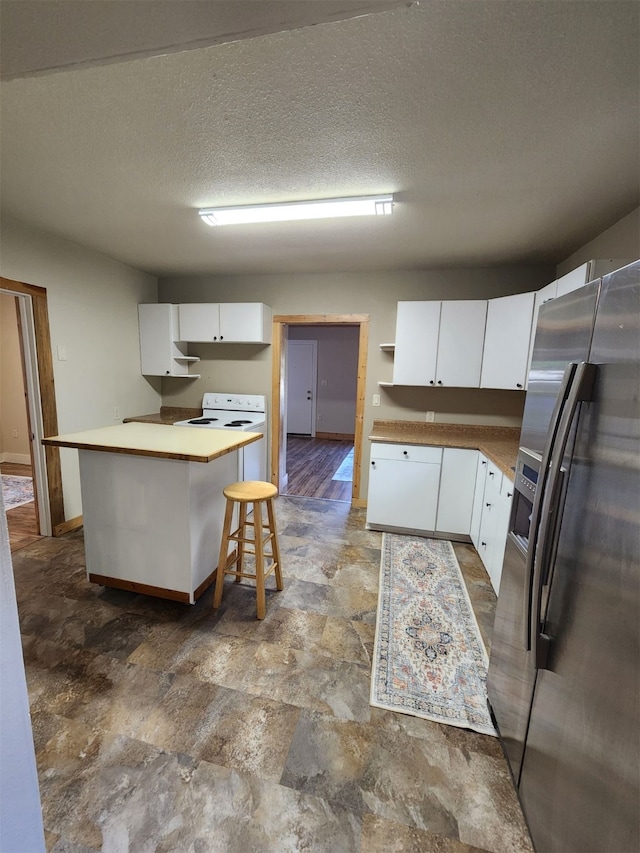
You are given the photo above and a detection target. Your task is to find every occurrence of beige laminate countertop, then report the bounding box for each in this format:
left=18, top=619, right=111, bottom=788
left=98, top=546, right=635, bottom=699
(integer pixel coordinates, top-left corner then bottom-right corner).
left=43, top=422, right=261, bottom=464
left=369, top=420, right=520, bottom=478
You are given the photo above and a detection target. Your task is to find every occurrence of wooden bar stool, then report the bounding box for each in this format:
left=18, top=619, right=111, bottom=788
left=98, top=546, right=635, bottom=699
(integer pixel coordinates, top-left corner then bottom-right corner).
left=213, top=480, right=283, bottom=619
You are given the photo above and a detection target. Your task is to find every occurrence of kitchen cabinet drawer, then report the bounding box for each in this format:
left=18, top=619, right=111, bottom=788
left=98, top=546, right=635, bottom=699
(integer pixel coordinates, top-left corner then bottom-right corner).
left=485, top=460, right=504, bottom=494
left=370, top=443, right=442, bottom=464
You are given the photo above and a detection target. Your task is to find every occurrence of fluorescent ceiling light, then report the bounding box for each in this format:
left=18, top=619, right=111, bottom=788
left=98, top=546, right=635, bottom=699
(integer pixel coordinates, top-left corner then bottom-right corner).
left=198, top=194, right=393, bottom=226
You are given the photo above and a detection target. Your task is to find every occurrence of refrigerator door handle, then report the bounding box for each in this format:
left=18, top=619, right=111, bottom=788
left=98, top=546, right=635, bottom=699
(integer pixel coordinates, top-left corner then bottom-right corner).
left=530, top=361, right=597, bottom=670
left=523, top=362, right=577, bottom=649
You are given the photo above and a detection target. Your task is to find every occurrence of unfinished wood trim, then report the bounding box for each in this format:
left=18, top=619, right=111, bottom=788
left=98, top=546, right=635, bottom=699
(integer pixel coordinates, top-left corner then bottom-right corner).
left=351, top=497, right=367, bottom=508
left=274, top=313, right=369, bottom=324
left=1, top=276, right=63, bottom=529
left=271, top=313, right=369, bottom=502
left=270, top=319, right=286, bottom=485
left=352, top=319, right=369, bottom=502
left=88, top=574, right=193, bottom=603
left=14, top=296, right=40, bottom=532
left=315, top=431, right=355, bottom=441
left=53, top=515, right=83, bottom=537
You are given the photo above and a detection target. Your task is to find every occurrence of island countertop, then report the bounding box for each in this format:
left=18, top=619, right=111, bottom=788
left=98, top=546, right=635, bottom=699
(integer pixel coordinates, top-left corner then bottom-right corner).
left=369, top=420, right=520, bottom=478
left=42, top=422, right=262, bottom=464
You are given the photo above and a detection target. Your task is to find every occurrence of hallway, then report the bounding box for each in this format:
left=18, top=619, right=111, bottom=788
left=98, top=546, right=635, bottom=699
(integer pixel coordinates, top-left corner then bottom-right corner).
left=283, top=437, right=354, bottom=502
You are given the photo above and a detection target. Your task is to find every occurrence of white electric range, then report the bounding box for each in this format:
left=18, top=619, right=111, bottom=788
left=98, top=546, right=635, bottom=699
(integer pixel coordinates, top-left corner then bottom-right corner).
left=174, top=393, right=267, bottom=481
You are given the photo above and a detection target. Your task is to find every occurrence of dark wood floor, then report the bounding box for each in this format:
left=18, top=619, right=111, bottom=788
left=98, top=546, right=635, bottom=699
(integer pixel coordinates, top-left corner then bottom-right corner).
left=1, top=461, right=42, bottom=553
left=283, top=436, right=354, bottom=502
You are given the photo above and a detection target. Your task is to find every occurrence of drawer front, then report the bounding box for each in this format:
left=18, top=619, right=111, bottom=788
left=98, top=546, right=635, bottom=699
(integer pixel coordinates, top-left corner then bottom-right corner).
left=370, top=443, right=443, bottom=464
left=485, top=460, right=504, bottom=493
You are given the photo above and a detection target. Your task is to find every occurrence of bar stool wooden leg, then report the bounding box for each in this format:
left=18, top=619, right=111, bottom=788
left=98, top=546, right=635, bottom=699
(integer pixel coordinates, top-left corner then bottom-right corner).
left=235, top=502, right=247, bottom=582
left=267, top=498, right=284, bottom=591
left=254, top=499, right=267, bottom=619
left=213, top=497, right=234, bottom=610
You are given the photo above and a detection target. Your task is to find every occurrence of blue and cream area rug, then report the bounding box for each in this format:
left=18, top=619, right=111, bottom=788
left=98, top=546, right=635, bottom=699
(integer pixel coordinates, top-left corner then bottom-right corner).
left=370, top=533, right=496, bottom=736
left=332, top=447, right=354, bottom=481
left=1, top=474, right=34, bottom=510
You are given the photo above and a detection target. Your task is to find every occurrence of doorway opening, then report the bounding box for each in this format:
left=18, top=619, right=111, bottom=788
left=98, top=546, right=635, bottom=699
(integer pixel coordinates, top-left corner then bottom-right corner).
left=1, top=276, right=64, bottom=542
left=271, top=314, right=369, bottom=505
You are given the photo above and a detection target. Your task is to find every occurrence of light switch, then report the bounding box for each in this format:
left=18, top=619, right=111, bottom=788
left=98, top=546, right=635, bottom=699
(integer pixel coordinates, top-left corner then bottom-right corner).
left=57, top=345, right=67, bottom=361
left=372, top=394, right=381, bottom=407
left=320, top=379, right=328, bottom=386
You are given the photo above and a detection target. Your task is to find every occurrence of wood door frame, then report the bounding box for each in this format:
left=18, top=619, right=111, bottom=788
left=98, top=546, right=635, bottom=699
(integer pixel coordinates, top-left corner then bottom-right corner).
left=271, top=314, right=369, bottom=506
left=1, top=276, right=65, bottom=532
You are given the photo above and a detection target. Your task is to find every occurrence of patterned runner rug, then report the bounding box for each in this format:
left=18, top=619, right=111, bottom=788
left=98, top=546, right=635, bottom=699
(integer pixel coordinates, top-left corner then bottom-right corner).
left=370, top=533, right=496, bottom=736
left=2, top=474, right=34, bottom=510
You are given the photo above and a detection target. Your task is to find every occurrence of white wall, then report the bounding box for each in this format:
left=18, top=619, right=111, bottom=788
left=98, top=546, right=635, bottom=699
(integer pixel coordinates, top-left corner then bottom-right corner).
left=289, top=325, right=359, bottom=435
left=0, top=294, right=30, bottom=463
left=0, top=217, right=160, bottom=517
left=0, top=492, right=46, bottom=851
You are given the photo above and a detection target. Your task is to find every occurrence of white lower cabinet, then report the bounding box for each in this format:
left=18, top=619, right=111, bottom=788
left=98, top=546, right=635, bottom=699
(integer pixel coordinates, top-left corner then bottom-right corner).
left=435, top=448, right=479, bottom=535
left=470, top=453, right=489, bottom=548
left=476, top=460, right=513, bottom=592
left=366, top=443, right=442, bottom=532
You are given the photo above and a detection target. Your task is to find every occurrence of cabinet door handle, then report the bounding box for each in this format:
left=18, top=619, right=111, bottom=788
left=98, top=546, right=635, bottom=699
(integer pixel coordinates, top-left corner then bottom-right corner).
left=429, top=380, right=435, bottom=385
left=220, top=335, right=224, bottom=340
left=481, top=541, right=487, bottom=547
left=486, top=502, right=492, bottom=507
left=403, top=450, right=408, bottom=456
left=437, top=380, right=443, bottom=385
left=507, top=491, right=513, bottom=498
left=213, top=336, right=218, bottom=341
left=481, top=460, right=487, bottom=466
left=371, top=461, right=375, bottom=466
left=489, top=471, right=494, bottom=477
left=516, top=383, right=523, bottom=388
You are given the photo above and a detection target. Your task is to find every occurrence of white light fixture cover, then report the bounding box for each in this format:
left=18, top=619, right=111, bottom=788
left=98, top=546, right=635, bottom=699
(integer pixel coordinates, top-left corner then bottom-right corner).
left=199, top=194, right=393, bottom=226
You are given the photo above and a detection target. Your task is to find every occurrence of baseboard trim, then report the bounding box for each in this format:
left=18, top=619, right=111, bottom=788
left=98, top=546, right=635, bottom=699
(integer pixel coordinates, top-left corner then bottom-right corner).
left=0, top=452, right=32, bottom=465
left=351, top=497, right=367, bottom=508
left=53, top=515, right=83, bottom=536
left=315, top=432, right=355, bottom=441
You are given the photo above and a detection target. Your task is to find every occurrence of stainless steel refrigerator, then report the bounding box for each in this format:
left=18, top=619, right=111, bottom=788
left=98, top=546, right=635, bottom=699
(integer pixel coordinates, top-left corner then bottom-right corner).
left=487, top=260, right=640, bottom=853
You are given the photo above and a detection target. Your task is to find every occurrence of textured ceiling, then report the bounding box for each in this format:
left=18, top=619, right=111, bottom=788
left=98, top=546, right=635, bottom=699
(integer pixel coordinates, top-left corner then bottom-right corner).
left=1, top=1, right=638, bottom=277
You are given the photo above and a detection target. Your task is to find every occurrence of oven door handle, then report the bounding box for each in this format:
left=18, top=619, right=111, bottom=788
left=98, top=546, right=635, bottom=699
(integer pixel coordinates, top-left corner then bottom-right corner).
left=522, top=362, right=577, bottom=649
left=530, top=361, right=596, bottom=670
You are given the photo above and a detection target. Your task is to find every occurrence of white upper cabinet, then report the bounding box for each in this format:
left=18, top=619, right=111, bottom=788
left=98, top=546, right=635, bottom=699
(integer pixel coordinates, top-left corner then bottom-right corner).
left=555, top=262, right=591, bottom=298
left=393, top=300, right=487, bottom=387
left=392, top=301, right=441, bottom=385
left=178, top=303, right=272, bottom=343
left=178, top=303, right=220, bottom=341
left=436, top=300, right=487, bottom=388
left=480, top=292, right=535, bottom=390
left=138, top=304, right=200, bottom=378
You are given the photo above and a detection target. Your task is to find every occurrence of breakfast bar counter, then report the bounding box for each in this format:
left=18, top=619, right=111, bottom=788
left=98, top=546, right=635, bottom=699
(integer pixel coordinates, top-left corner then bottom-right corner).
left=43, top=423, right=262, bottom=603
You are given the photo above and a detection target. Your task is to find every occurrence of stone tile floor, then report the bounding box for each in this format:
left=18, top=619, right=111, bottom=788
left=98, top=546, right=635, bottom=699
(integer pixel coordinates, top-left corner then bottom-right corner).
left=13, top=496, right=533, bottom=853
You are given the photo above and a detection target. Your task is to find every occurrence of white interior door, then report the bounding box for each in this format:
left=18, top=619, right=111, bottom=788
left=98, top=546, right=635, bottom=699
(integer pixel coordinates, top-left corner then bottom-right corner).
left=286, top=340, right=317, bottom=435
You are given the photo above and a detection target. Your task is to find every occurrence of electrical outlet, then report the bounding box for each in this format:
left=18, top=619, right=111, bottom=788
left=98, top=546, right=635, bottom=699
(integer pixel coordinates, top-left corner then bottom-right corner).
left=320, top=379, right=328, bottom=386
left=426, top=411, right=435, bottom=422
left=372, top=394, right=381, bottom=407
left=113, top=407, right=121, bottom=420
left=57, top=345, right=67, bottom=361
left=317, top=413, right=322, bottom=420
left=12, top=429, right=18, bottom=438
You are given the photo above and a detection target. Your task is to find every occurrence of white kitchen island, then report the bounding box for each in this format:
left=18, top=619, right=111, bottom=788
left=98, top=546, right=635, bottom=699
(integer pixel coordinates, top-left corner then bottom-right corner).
left=43, top=423, right=262, bottom=603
